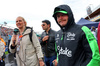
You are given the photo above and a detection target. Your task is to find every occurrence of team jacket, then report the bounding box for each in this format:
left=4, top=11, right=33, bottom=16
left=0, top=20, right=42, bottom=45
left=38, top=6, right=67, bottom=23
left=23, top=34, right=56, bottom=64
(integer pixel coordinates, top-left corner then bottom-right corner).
left=53, top=5, right=100, bottom=66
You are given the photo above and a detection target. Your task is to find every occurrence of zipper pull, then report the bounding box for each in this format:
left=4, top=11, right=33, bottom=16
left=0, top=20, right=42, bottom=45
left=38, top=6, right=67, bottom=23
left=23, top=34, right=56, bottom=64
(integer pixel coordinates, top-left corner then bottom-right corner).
left=61, top=35, right=63, bottom=40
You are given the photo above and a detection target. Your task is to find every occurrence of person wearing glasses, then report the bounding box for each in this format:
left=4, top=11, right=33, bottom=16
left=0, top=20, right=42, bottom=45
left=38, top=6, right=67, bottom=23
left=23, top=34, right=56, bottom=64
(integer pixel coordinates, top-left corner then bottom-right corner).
left=52, top=4, right=100, bottom=66
left=9, top=16, right=44, bottom=66
left=40, top=20, right=56, bottom=66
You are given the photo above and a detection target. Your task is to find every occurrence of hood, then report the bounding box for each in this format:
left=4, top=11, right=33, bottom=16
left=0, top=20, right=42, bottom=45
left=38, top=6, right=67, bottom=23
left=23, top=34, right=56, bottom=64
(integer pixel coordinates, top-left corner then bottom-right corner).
left=53, top=4, right=75, bottom=31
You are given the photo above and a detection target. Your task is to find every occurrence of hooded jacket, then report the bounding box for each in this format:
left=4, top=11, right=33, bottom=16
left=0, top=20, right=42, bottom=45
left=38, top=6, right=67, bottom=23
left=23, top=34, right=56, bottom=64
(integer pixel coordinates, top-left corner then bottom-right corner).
left=9, top=27, right=43, bottom=66
left=53, top=5, right=100, bottom=66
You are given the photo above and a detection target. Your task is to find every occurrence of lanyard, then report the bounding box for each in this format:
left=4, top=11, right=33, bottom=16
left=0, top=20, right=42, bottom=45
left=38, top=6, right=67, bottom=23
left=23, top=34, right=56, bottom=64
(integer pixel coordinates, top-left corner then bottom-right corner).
left=18, top=34, right=23, bottom=45
left=18, top=27, right=26, bottom=42
left=16, top=35, right=22, bottom=52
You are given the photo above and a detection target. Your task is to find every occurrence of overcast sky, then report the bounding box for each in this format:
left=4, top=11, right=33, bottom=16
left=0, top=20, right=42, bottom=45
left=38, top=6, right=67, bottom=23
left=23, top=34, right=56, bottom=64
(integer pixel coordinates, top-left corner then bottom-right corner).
left=0, top=0, right=100, bottom=32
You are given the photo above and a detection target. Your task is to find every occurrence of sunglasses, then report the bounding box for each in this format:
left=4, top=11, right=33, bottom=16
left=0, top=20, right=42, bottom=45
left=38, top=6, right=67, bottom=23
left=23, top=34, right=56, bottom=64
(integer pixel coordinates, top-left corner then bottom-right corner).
left=42, top=24, right=45, bottom=26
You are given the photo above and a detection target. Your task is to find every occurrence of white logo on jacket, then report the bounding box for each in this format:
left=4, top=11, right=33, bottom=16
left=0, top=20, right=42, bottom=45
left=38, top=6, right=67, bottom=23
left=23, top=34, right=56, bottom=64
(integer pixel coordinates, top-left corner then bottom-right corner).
left=67, top=32, right=75, bottom=40
left=57, top=46, right=72, bottom=57
left=55, top=34, right=60, bottom=43
left=57, top=34, right=59, bottom=37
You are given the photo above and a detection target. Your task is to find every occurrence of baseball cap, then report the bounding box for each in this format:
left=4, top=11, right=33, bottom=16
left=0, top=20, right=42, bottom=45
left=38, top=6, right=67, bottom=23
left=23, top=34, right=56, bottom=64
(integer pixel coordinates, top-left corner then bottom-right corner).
left=53, top=9, right=68, bottom=17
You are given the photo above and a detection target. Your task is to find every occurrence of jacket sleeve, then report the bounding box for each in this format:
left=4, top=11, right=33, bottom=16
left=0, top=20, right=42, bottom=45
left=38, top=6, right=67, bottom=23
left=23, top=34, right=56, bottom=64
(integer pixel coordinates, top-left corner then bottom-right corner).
left=81, top=26, right=100, bottom=66
left=32, top=31, right=43, bottom=59
left=9, top=35, right=16, bottom=53
left=40, top=33, right=46, bottom=45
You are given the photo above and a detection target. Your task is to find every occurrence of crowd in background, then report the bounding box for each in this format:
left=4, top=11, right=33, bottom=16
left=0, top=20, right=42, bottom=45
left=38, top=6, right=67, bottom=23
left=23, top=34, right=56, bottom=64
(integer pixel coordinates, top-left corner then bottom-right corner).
left=1, top=27, right=13, bottom=36
left=0, top=5, right=100, bottom=65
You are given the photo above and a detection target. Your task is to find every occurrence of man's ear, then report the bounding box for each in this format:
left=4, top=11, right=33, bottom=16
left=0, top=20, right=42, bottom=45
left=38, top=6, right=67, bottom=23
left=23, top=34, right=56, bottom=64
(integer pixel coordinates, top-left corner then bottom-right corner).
left=48, top=24, right=50, bottom=27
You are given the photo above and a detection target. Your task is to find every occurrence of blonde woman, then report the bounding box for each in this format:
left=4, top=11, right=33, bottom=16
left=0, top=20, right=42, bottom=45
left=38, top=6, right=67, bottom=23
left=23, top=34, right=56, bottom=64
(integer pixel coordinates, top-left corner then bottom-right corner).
left=9, top=16, right=44, bottom=66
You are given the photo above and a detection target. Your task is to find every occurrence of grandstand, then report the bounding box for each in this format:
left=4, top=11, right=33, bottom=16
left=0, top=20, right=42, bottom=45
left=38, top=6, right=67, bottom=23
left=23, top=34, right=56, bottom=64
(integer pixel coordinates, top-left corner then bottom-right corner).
left=0, top=26, right=13, bottom=36
left=85, top=5, right=100, bottom=22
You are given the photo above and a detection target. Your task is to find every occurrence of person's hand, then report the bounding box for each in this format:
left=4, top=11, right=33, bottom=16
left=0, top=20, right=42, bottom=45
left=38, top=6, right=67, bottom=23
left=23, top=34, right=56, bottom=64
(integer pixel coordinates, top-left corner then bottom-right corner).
left=53, top=59, right=57, bottom=66
left=12, top=35, right=17, bottom=46
left=0, top=58, right=2, bottom=60
left=39, top=59, right=45, bottom=66
left=42, top=36, right=49, bottom=41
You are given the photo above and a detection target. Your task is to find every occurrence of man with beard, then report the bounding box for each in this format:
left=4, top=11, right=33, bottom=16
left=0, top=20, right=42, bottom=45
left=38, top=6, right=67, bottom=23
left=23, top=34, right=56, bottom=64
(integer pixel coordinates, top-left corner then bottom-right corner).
left=40, top=20, right=56, bottom=66
left=52, top=4, right=100, bottom=66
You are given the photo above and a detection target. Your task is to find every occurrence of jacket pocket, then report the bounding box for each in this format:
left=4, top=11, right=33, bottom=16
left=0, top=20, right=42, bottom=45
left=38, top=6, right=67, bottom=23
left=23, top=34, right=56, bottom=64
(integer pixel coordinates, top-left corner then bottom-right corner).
left=25, top=48, right=38, bottom=66
left=25, top=48, right=35, bottom=58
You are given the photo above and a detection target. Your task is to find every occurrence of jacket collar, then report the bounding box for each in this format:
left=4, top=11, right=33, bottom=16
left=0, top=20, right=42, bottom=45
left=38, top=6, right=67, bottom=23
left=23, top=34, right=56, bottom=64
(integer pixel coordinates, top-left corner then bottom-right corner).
left=45, top=28, right=52, bottom=34
left=18, top=28, right=31, bottom=36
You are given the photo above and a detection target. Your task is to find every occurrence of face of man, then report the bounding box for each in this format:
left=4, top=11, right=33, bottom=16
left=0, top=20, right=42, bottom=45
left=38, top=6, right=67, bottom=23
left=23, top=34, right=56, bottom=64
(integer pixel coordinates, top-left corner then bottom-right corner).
left=41, top=22, right=50, bottom=31
left=56, top=13, right=68, bottom=27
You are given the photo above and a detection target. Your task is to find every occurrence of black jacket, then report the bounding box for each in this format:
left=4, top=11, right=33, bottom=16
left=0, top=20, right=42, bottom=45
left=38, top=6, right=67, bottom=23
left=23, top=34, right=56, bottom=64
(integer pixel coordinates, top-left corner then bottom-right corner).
left=40, top=28, right=56, bottom=57
left=53, top=5, right=100, bottom=66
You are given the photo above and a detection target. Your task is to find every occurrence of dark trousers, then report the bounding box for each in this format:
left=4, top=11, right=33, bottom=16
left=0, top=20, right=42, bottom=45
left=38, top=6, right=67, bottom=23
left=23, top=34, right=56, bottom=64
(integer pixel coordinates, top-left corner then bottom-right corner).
left=0, top=60, right=5, bottom=66
left=44, top=55, right=56, bottom=66
left=8, top=40, right=11, bottom=53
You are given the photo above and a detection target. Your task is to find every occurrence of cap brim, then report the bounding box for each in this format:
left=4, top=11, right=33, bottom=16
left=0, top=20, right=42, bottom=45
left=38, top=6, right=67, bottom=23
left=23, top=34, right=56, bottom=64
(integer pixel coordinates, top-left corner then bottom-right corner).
left=54, top=11, right=68, bottom=14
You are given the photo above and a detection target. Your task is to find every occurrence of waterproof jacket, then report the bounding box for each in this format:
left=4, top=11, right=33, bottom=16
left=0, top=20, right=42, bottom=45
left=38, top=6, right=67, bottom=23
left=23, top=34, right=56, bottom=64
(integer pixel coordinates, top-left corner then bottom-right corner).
left=9, top=27, right=43, bottom=66
left=53, top=5, right=100, bottom=66
left=40, top=28, right=56, bottom=57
